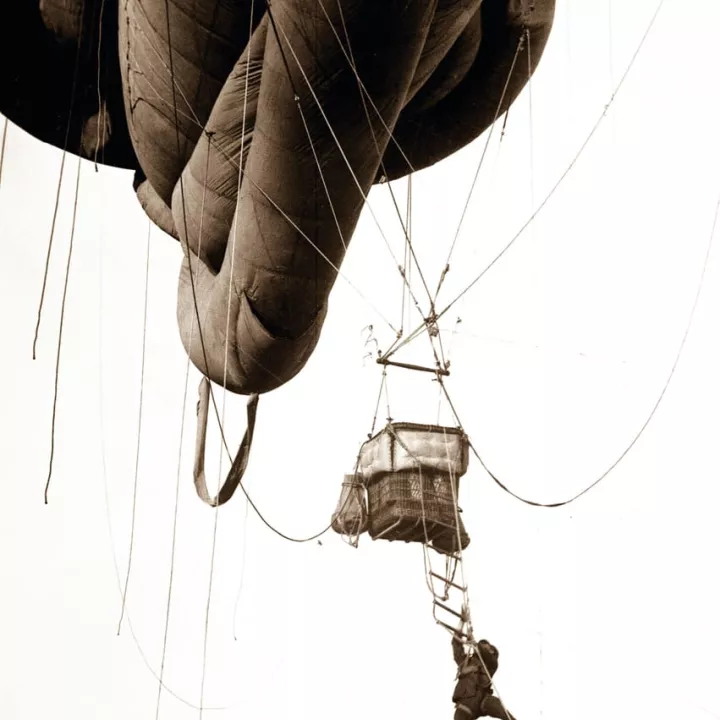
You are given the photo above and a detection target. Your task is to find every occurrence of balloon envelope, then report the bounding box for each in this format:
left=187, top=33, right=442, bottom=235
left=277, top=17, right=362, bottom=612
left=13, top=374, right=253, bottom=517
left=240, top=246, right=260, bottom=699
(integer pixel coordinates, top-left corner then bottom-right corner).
left=0, top=0, right=555, bottom=394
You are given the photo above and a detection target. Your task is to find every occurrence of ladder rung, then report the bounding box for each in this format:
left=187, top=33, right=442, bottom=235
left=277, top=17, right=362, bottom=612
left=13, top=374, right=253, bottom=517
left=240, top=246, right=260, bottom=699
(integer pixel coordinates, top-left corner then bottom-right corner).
left=430, top=571, right=466, bottom=592
left=434, top=600, right=464, bottom=619
left=436, top=620, right=468, bottom=637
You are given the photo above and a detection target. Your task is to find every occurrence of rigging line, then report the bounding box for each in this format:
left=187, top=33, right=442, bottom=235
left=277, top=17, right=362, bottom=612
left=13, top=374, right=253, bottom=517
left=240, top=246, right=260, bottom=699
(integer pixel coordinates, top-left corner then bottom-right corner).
left=126, top=8, right=211, bottom=128
left=117, top=219, right=152, bottom=635
left=231, top=497, right=251, bottom=641
left=608, top=0, right=615, bottom=90
left=527, top=28, right=535, bottom=219
left=331, top=1, right=442, bottom=325
left=300, top=6, right=349, bottom=256
left=445, top=183, right=720, bottom=509
left=448, top=93, right=534, bottom=332
left=92, top=128, right=222, bottom=713
left=266, top=6, right=430, bottom=324
left=606, top=0, right=618, bottom=149
left=381, top=319, right=427, bottom=360
left=135, top=4, right=394, bottom=548
left=138, top=72, right=350, bottom=548
left=97, top=358, right=226, bottom=705
left=423, top=399, right=511, bottom=720
left=265, top=0, right=424, bottom=327
left=0, top=116, right=8, bottom=186
left=124, top=61, right=394, bottom=342
left=406, top=177, right=414, bottom=333
left=154, top=0, right=285, bottom=531
left=128, top=21, right=398, bottom=350
left=159, top=2, right=339, bottom=548
left=314, top=1, right=418, bottom=176
left=156, top=363, right=199, bottom=718
left=233, top=482, right=337, bottom=543
left=44, top=155, right=82, bottom=504
left=439, top=433, right=469, bottom=609
left=190, top=198, right=357, bottom=537
left=325, top=0, right=436, bottom=322
left=241, top=167, right=400, bottom=336
left=329, top=0, right=436, bottom=314
left=101, top=400, right=222, bottom=708
left=442, top=326, right=633, bottom=368
left=388, top=424, right=512, bottom=720
left=157, top=129, right=215, bottom=720
left=294, top=76, right=427, bottom=351
left=154, top=8, right=234, bottom=709
left=295, top=97, right=352, bottom=256
left=380, top=172, right=432, bottom=316
left=368, top=370, right=387, bottom=438
left=200, top=0, right=255, bottom=713
left=159, top=0, right=252, bottom=440
left=391, top=0, right=667, bottom=357
left=126, top=12, right=396, bottom=337
left=220, top=427, right=369, bottom=546
left=94, top=0, right=108, bottom=170
left=33, top=0, right=89, bottom=360
left=433, top=32, right=525, bottom=305
left=452, top=94, right=510, bottom=329
left=399, top=176, right=412, bottom=335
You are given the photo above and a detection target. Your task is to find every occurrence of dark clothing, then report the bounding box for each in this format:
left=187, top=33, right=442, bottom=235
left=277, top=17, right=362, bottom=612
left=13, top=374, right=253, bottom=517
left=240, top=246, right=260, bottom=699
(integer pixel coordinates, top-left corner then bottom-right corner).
left=454, top=695, right=515, bottom=720
left=452, top=637, right=515, bottom=720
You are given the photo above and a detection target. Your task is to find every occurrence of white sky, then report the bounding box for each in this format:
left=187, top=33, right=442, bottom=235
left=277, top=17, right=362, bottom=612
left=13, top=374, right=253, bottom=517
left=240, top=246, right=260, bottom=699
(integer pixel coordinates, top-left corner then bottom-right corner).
left=2, top=1, right=720, bottom=719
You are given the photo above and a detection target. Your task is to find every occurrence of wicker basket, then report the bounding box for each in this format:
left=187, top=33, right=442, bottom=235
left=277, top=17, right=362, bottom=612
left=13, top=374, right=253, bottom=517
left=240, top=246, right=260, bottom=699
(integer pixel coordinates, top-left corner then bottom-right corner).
left=366, top=468, right=470, bottom=551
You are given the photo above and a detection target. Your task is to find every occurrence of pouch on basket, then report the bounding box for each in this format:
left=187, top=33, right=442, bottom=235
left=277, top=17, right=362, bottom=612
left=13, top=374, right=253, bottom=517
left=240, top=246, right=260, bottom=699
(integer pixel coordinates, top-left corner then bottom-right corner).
left=331, top=473, right=369, bottom=537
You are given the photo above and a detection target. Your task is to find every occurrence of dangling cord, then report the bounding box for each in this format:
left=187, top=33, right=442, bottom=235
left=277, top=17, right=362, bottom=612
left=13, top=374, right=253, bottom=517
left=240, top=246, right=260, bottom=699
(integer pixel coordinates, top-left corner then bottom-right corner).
left=33, top=0, right=88, bottom=361
left=117, top=219, right=152, bottom=635
left=44, top=155, right=83, bottom=503
left=231, top=496, right=251, bottom=641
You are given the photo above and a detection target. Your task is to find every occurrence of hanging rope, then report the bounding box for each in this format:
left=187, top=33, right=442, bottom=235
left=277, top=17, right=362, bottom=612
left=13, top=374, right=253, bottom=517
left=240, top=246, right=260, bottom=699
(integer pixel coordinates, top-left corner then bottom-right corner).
left=468, top=181, right=718, bottom=508
left=429, top=169, right=717, bottom=511
left=386, top=0, right=668, bottom=361
left=117, top=218, right=152, bottom=635
left=44, top=155, right=83, bottom=503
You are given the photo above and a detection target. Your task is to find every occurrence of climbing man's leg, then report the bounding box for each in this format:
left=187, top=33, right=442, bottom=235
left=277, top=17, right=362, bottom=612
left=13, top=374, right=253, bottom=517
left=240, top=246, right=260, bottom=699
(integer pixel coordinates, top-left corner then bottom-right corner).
left=479, top=695, right=515, bottom=720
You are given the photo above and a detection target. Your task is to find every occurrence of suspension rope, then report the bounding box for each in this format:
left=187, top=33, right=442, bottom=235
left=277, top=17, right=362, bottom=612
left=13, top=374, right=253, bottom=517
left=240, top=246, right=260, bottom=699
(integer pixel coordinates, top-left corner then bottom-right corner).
left=388, top=0, right=667, bottom=359
left=379, top=417, right=513, bottom=720
left=126, top=7, right=401, bottom=336
left=95, top=165, right=223, bottom=711
left=266, top=1, right=428, bottom=327
left=436, top=175, right=717, bottom=509
left=329, top=0, right=434, bottom=321
left=433, top=32, right=525, bottom=305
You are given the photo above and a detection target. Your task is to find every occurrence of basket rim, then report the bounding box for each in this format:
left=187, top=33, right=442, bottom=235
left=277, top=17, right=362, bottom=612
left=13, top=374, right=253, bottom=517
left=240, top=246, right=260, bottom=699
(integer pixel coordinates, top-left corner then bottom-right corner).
left=361, top=421, right=466, bottom=448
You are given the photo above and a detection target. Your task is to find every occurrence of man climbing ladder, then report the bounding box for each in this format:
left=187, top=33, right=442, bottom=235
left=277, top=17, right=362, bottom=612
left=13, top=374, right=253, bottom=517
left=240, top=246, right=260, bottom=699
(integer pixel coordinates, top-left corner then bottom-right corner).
left=451, top=630, right=517, bottom=720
